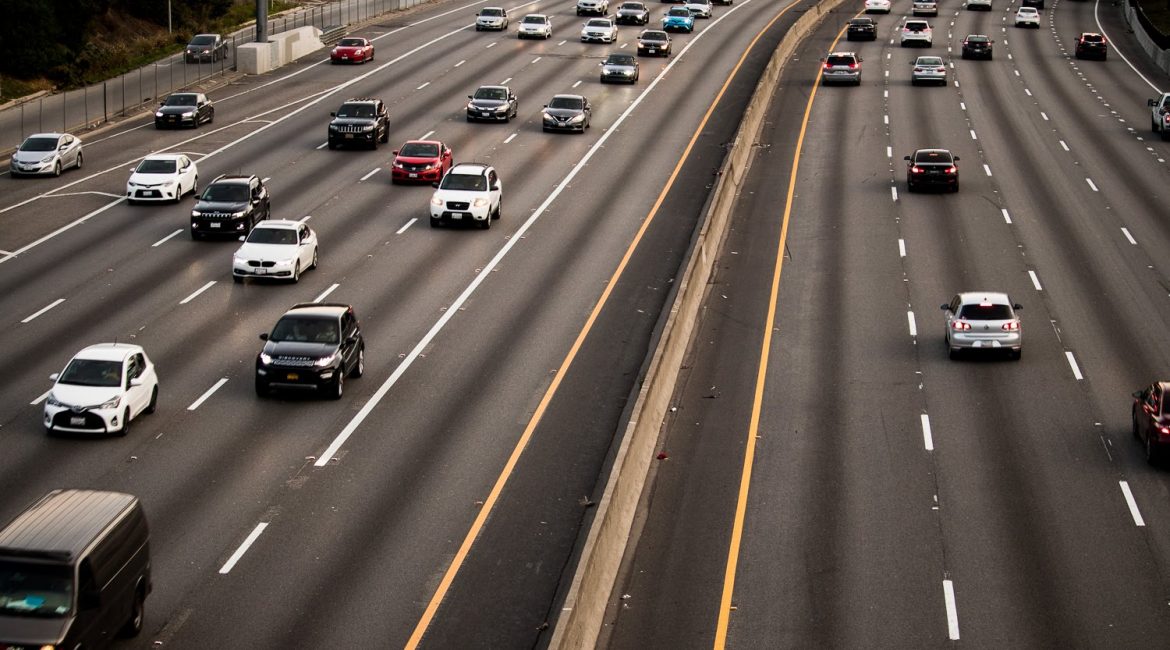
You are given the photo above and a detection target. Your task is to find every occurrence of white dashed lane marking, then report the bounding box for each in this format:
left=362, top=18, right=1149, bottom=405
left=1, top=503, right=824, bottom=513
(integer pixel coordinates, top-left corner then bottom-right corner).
left=152, top=229, right=184, bottom=247
left=1028, top=270, right=1042, bottom=291
left=180, top=281, right=216, bottom=305
left=1065, top=351, right=1084, bottom=380
left=921, top=414, right=934, bottom=451
left=314, top=283, right=340, bottom=303
left=218, top=523, right=268, bottom=574
left=944, top=580, right=960, bottom=640
left=22, top=298, right=65, bottom=323
left=188, top=377, right=228, bottom=411
left=1120, top=481, right=1146, bottom=526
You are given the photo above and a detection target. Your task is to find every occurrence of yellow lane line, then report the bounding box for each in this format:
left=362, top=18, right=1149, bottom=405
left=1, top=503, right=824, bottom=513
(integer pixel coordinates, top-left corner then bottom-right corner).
left=404, top=3, right=805, bottom=646
left=712, top=17, right=851, bottom=650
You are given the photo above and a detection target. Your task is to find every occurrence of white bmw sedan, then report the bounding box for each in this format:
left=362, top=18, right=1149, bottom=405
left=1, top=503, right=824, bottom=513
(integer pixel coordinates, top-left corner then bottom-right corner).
left=232, top=220, right=319, bottom=283
left=44, top=343, right=158, bottom=436
left=126, top=154, right=198, bottom=204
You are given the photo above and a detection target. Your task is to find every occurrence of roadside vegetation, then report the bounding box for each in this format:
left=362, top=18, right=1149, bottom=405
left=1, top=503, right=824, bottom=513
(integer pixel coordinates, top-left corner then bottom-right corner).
left=0, top=0, right=296, bottom=103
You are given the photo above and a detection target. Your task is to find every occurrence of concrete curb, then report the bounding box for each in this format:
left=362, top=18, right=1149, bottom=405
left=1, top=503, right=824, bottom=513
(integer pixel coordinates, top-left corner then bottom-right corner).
left=546, top=0, right=849, bottom=647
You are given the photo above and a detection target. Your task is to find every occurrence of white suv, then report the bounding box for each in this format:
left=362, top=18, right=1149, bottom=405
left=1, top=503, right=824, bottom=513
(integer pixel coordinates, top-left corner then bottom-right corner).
left=430, top=163, right=503, bottom=229
left=577, top=0, right=609, bottom=15
left=900, top=20, right=933, bottom=46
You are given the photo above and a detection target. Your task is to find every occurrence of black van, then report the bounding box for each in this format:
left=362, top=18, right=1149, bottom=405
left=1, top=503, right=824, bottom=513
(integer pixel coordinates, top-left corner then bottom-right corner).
left=0, top=489, right=151, bottom=648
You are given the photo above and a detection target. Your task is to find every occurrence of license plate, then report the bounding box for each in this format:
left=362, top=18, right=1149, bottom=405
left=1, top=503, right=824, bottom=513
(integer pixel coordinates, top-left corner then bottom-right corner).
left=287, top=372, right=299, bottom=380
left=452, top=213, right=463, bottom=220
left=255, top=268, right=267, bottom=274
left=409, top=173, right=418, bottom=178
left=345, top=133, right=354, bottom=139
left=146, top=190, right=160, bottom=197
left=209, top=222, right=221, bottom=228
left=648, top=48, right=657, bottom=52
left=71, top=416, right=85, bottom=425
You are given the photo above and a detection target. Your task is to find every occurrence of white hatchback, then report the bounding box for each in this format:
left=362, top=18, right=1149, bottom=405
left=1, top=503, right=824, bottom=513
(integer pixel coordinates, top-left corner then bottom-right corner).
left=232, top=220, right=318, bottom=283
left=44, top=344, right=158, bottom=436
left=1015, top=7, right=1040, bottom=27
left=126, top=154, right=198, bottom=204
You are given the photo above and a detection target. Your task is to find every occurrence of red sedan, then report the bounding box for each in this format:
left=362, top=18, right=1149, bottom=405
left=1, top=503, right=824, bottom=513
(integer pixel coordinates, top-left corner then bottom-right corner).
left=391, top=140, right=453, bottom=184
left=330, top=37, right=374, bottom=64
left=1133, top=382, right=1170, bottom=463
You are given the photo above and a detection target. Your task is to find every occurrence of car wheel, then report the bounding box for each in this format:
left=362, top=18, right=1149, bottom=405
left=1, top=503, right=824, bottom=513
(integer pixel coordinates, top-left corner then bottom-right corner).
left=493, top=200, right=501, bottom=220
left=467, top=115, right=475, bottom=122
left=75, top=152, right=83, bottom=170
left=291, top=261, right=301, bottom=283
left=207, top=110, right=214, bottom=124
left=255, top=378, right=268, bottom=397
left=233, top=275, right=242, bottom=284
left=53, top=161, right=62, bottom=177
left=911, top=78, right=918, bottom=86
left=952, top=181, right=960, bottom=193
left=380, top=127, right=390, bottom=143
left=351, top=347, right=365, bottom=378
left=1147, top=433, right=1160, bottom=465
left=431, top=217, right=442, bottom=228
left=907, top=180, right=916, bottom=192
left=328, top=141, right=337, bottom=150
left=1008, top=348, right=1021, bottom=360
left=310, top=248, right=318, bottom=270
left=145, top=386, right=158, bottom=414
left=118, top=588, right=145, bottom=638
left=948, top=348, right=959, bottom=360
left=480, top=215, right=492, bottom=229
left=330, top=372, right=344, bottom=400
left=191, top=230, right=202, bottom=241
left=117, top=408, right=132, bottom=437
left=192, top=175, right=199, bottom=196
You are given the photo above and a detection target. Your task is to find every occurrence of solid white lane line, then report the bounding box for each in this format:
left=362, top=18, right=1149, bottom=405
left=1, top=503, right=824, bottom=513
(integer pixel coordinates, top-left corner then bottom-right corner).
left=421, top=130, right=435, bottom=140
left=299, top=215, right=312, bottom=223
left=1093, top=0, right=1162, bottom=92
left=898, top=238, right=906, bottom=257
left=487, top=42, right=497, bottom=48
left=1059, top=140, right=1069, bottom=151
left=1065, top=351, right=1084, bottom=380
left=500, top=76, right=512, bottom=84
left=572, top=80, right=582, bottom=88
left=1119, top=481, right=1146, bottom=526
left=907, top=311, right=917, bottom=337
left=983, top=164, right=992, bottom=176
left=1028, top=270, right=1042, bottom=290
left=504, top=133, right=518, bottom=144
left=218, top=523, right=268, bottom=574
left=921, top=414, right=934, bottom=451
left=455, top=59, right=466, bottom=67
left=21, top=298, right=65, bottom=324
left=557, top=39, right=567, bottom=45
left=152, top=229, right=184, bottom=247
left=314, top=283, right=340, bottom=303
left=944, top=580, right=960, bottom=640
left=188, top=378, right=228, bottom=411
left=891, top=186, right=899, bottom=201
left=179, top=281, right=216, bottom=305
left=261, top=177, right=270, bottom=184
left=1086, top=178, right=1099, bottom=192
left=1002, top=208, right=1012, bottom=224
left=397, top=218, right=418, bottom=234
left=0, top=197, right=124, bottom=265
left=1121, top=227, right=1137, bottom=245
left=317, top=142, right=329, bottom=149
left=417, top=81, right=430, bottom=90
left=360, top=168, right=381, bottom=181
left=30, top=390, right=51, bottom=406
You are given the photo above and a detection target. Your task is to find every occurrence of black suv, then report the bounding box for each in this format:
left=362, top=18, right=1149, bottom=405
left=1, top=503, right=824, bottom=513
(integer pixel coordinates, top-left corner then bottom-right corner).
left=846, top=17, right=877, bottom=41
left=255, top=303, right=365, bottom=399
left=190, top=175, right=270, bottom=240
left=327, top=98, right=390, bottom=149
left=1075, top=32, right=1107, bottom=60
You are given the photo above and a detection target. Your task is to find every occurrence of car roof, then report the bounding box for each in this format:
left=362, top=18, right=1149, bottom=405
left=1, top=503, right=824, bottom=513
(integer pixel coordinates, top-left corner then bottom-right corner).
left=140, top=153, right=187, bottom=162
left=284, top=303, right=351, bottom=318
left=827, top=51, right=859, bottom=57
left=400, top=139, right=443, bottom=147
left=523, top=13, right=548, bottom=18
left=905, top=19, right=929, bottom=25
left=340, top=97, right=380, bottom=104
left=956, top=291, right=1012, bottom=305
left=476, top=85, right=509, bottom=91
left=965, top=34, right=990, bottom=38
left=551, top=93, right=587, bottom=101
left=449, top=162, right=491, bottom=175
left=25, top=133, right=67, bottom=139
left=252, top=220, right=302, bottom=230
left=0, top=490, right=139, bottom=563
left=74, top=343, right=145, bottom=361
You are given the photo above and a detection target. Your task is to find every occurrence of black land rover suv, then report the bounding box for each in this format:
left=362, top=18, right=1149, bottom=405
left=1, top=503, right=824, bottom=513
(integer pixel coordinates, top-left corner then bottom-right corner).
left=255, top=303, right=365, bottom=399
left=190, top=175, right=270, bottom=240
left=327, top=98, right=390, bottom=150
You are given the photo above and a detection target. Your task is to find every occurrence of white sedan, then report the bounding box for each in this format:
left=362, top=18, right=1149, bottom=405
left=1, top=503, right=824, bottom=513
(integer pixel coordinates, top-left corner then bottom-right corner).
left=581, top=18, right=618, bottom=42
left=126, top=154, right=198, bottom=204
left=684, top=0, right=713, bottom=18
left=518, top=14, right=553, bottom=39
left=864, top=0, right=891, bottom=12
left=232, top=220, right=318, bottom=283
left=1015, top=6, right=1040, bottom=27
left=44, top=343, right=158, bottom=436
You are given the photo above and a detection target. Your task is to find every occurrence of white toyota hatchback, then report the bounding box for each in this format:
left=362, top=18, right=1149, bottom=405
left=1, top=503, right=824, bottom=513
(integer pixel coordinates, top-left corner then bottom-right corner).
left=44, top=344, right=158, bottom=436
left=232, top=220, right=319, bottom=283
left=126, top=154, right=199, bottom=204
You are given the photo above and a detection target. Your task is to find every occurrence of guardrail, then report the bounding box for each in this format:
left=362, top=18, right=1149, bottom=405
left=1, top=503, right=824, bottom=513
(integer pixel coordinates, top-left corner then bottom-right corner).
left=321, top=25, right=348, bottom=45
left=546, top=0, right=851, bottom=646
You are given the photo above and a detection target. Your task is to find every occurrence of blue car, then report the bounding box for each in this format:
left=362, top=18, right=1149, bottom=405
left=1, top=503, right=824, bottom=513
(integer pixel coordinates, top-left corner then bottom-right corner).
left=662, top=7, right=695, bottom=32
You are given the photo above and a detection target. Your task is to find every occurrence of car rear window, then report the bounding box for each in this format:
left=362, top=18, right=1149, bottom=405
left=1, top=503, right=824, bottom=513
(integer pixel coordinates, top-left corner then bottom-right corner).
left=1082, top=34, right=1104, bottom=42
left=917, top=57, right=943, bottom=65
left=959, top=304, right=1013, bottom=320
left=905, top=22, right=928, bottom=31
left=914, top=151, right=953, bottom=163
left=826, top=55, right=856, bottom=65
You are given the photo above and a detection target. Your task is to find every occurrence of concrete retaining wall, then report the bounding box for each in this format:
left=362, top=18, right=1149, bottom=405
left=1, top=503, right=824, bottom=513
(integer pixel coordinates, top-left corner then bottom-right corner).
left=546, top=0, right=850, bottom=647
left=237, top=27, right=325, bottom=74
left=1124, top=2, right=1170, bottom=77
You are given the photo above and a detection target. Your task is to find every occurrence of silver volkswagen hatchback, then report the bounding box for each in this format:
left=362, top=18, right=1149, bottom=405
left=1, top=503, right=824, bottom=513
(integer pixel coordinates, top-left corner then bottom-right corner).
left=941, top=292, right=1022, bottom=359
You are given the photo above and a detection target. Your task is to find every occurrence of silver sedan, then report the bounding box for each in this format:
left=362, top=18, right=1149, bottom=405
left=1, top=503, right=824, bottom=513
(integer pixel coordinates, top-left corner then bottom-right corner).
left=941, top=292, right=1022, bottom=359
left=10, top=133, right=83, bottom=177
left=910, top=56, right=947, bottom=85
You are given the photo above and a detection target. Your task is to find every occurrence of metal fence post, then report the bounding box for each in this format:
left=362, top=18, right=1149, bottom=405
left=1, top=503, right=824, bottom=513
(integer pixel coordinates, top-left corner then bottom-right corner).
left=62, top=92, right=66, bottom=133
left=103, top=81, right=108, bottom=124
left=84, top=84, right=88, bottom=127
left=38, top=98, right=43, bottom=132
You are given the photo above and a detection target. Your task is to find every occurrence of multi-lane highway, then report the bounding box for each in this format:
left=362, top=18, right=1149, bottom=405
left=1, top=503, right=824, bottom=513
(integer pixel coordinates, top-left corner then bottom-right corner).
left=0, top=0, right=822, bottom=647
left=610, top=0, right=1170, bottom=646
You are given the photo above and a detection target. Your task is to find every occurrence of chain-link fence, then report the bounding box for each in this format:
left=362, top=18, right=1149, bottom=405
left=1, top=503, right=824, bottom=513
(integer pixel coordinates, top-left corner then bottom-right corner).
left=0, top=0, right=425, bottom=156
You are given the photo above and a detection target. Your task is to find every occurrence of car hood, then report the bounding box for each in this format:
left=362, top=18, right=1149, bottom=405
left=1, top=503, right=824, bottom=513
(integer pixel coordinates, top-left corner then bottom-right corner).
left=330, top=117, right=376, bottom=127
left=128, top=171, right=178, bottom=185
left=51, top=383, right=121, bottom=409
left=235, top=242, right=298, bottom=261
left=469, top=98, right=508, bottom=108
left=158, top=105, right=198, bottom=115
left=12, top=149, right=56, bottom=164
left=263, top=340, right=337, bottom=357
left=544, top=107, right=585, bottom=118
left=333, top=46, right=365, bottom=53
left=395, top=155, right=440, bottom=164
left=193, top=200, right=248, bottom=213
left=0, top=613, right=72, bottom=645
left=602, top=62, right=636, bottom=71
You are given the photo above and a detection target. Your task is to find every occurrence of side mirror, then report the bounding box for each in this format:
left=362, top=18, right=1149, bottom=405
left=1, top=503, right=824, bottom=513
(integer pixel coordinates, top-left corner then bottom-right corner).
left=904, top=155, right=912, bottom=161
left=543, top=104, right=549, bottom=108
left=953, top=156, right=960, bottom=161
left=1133, top=390, right=1144, bottom=399
left=1013, top=303, right=1022, bottom=310
left=1149, top=99, right=1158, bottom=107
left=392, top=150, right=399, bottom=155
left=50, top=373, right=60, bottom=382
left=468, top=95, right=474, bottom=99
left=238, top=235, right=246, bottom=241
left=259, top=333, right=270, bottom=341
left=346, top=336, right=359, bottom=346
left=130, top=378, right=143, bottom=387
left=130, top=167, right=137, bottom=172
left=939, top=304, right=949, bottom=310
left=431, top=182, right=440, bottom=188
left=492, top=183, right=501, bottom=191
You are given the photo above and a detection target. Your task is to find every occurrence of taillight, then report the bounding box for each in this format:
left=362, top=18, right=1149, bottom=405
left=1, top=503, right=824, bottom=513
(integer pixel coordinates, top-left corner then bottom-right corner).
left=945, top=166, right=957, bottom=174
left=911, top=165, right=923, bottom=173
left=824, top=62, right=832, bottom=69
left=914, top=67, right=924, bottom=72
left=1159, top=425, right=1170, bottom=436
left=849, top=63, right=857, bottom=69
left=951, top=321, right=971, bottom=331
left=1001, top=321, right=1020, bottom=331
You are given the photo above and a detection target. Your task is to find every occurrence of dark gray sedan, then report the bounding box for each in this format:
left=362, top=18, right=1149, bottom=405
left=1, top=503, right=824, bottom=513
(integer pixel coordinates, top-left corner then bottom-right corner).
left=155, top=92, right=214, bottom=129
left=600, top=53, right=640, bottom=84
left=542, top=95, right=591, bottom=133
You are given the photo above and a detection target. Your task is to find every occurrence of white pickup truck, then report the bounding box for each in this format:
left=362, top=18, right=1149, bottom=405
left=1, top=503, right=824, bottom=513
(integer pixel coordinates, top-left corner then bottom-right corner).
left=1151, top=92, right=1170, bottom=140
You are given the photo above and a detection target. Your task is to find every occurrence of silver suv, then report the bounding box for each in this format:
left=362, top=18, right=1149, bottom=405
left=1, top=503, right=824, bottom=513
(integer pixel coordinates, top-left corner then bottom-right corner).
left=577, top=0, right=609, bottom=15
left=941, top=292, right=1022, bottom=359
left=821, top=52, right=862, bottom=85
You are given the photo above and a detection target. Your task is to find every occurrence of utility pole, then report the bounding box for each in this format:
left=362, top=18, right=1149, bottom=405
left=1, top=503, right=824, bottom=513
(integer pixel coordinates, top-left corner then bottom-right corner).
left=168, top=0, right=172, bottom=34
left=256, top=0, right=268, bottom=43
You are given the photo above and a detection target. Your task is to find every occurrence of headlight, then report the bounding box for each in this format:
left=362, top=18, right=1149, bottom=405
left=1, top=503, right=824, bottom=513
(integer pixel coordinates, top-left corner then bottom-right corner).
left=314, top=351, right=339, bottom=367
left=472, top=197, right=489, bottom=207
left=393, top=162, right=404, bottom=169
left=329, top=124, right=340, bottom=131
left=99, top=395, right=122, bottom=410
left=231, top=211, right=246, bottom=219
left=46, top=394, right=64, bottom=407
left=155, top=111, right=164, bottom=117
left=361, top=124, right=375, bottom=131
left=181, top=111, right=195, bottom=117
left=192, top=210, right=202, bottom=217
left=495, top=105, right=509, bottom=113
left=568, top=115, right=585, bottom=123
left=233, top=254, right=245, bottom=263
left=41, top=154, right=56, bottom=163
left=431, top=196, right=444, bottom=206
left=466, top=102, right=476, bottom=110
left=259, top=352, right=273, bottom=364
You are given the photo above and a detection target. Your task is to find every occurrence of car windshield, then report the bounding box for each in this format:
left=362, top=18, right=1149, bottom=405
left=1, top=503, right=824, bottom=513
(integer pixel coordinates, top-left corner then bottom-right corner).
left=337, top=104, right=375, bottom=118
left=621, top=3, right=644, bottom=9
left=642, top=31, right=668, bottom=41
left=549, top=96, right=584, bottom=110
left=201, top=184, right=250, bottom=202
left=190, top=35, right=217, bottom=46
left=58, top=358, right=123, bottom=387
left=136, top=158, right=177, bottom=174
left=850, top=19, right=872, bottom=25
left=917, top=57, right=943, bottom=65
left=959, top=304, right=1013, bottom=320
left=826, top=55, right=855, bottom=65
left=474, top=87, right=508, bottom=101
left=522, top=15, right=546, bottom=23
left=271, top=317, right=339, bottom=344
left=605, top=54, right=635, bottom=65
left=0, top=561, right=72, bottom=618
left=338, top=38, right=365, bottom=46
left=481, top=8, right=504, bottom=15
left=247, top=227, right=297, bottom=245
left=587, top=19, right=611, bottom=27
left=19, top=137, right=58, bottom=152
left=400, top=142, right=440, bottom=157
left=164, top=94, right=198, bottom=107
left=441, top=173, right=488, bottom=191
left=668, top=8, right=690, bottom=15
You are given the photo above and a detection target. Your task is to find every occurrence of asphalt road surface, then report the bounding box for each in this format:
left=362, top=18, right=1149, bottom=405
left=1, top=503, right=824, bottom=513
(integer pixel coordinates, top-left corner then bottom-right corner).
left=610, top=0, right=1170, bottom=647
left=0, top=0, right=817, bottom=647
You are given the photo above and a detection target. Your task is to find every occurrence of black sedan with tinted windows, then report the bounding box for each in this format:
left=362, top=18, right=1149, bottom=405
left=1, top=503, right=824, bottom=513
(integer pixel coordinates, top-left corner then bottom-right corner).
left=961, top=34, right=994, bottom=59
left=905, top=149, right=959, bottom=192
left=155, top=92, right=214, bottom=128
left=637, top=29, right=672, bottom=56
left=846, top=17, right=877, bottom=41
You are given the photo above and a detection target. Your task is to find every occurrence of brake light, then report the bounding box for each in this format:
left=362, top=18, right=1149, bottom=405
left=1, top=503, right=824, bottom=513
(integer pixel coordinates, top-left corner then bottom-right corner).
left=824, top=62, right=832, bottom=69
left=946, top=166, right=957, bottom=174
left=849, top=63, right=857, bottom=69
left=951, top=321, right=971, bottom=331
left=911, top=165, right=923, bottom=173
left=1001, top=321, right=1019, bottom=331
left=914, top=67, right=924, bottom=72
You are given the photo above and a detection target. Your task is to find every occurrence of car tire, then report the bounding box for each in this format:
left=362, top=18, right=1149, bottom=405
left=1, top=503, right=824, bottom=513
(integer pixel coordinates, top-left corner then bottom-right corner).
left=145, top=386, right=158, bottom=414
left=952, top=181, right=960, bottom=193
left=117, top=408, right=131, bottom=437
left=328, top=141, right=337, bottom=150
left=118, top=588, right=145, bottom=638
left=330, top=372, right=344, bottom=400
left=493, top=200, right=501, bottom=220
left=192, top=175, right=199, bottom=196
left=948, top=348, right=959, bottom=360
left=431, top=217, right=442, bottom=228
left=53, top=161, right=62, bottom=177
left=255, top=378, right=268, bottom=397
left=480, top=215, right=491, bottom=229
left=75, top=152, right=83, bottom=170
left=380, top=127, right=390, bottom=143
left=351, top=347, right=365, bottom=378
left=1133, top=412, right=1141, bottom=439
left=233, top=275, right=242, bottom=284
left=907, top=180, right=916, bottom=192
left=310, top=248, right=319, bottom=270
left=191, top=230, right=202, bottom=241
left=1008, top=349, right=1021, bottom=360
left=292, top=261, right=301, bottom=283
left=1146, top=433, right=1160, bottom=465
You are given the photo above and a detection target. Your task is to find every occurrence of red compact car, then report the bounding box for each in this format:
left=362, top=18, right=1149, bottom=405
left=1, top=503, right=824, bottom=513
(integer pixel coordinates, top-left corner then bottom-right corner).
left=392, top=140, right=453, bottom=184
left=331, top=37, right=374, bottom=64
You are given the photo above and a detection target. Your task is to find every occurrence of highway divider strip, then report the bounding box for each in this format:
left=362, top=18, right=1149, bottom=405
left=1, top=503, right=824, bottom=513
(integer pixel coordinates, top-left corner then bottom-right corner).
left=548, top=0, right=851, bottom=646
